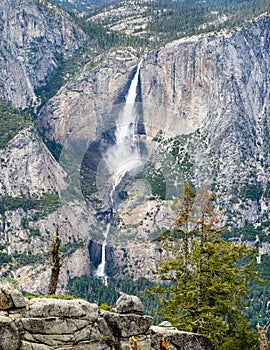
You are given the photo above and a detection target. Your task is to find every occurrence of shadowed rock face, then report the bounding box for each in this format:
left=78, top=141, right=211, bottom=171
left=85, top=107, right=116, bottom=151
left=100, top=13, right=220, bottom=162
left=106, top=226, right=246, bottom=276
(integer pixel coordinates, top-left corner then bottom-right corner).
left=0, top=284, right=214, bottom=350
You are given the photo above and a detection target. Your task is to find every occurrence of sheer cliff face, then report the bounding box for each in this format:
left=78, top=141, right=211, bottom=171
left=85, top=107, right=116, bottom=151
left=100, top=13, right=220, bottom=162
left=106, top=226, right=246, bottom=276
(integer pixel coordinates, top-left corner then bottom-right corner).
left=0, top=0, right=86, bottom=109
left=38, top=49, right=139, bottom=145
left=142, top=15, right=269, bottom=138
left=0, top=1, right=89, bottom=293
left=33, top=14, right=270, bottom=286
left=140, top=14, right=270, bottom=226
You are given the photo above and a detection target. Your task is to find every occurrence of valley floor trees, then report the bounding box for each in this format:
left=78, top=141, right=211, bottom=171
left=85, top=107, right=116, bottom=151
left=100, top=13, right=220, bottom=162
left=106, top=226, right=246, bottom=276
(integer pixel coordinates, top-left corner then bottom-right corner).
left=149, top=183, right=260, bottom=349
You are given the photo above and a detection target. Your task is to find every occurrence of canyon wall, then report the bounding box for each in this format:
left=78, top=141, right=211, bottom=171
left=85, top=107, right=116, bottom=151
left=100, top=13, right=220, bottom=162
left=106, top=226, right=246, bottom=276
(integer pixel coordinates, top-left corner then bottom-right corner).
left=0, top=0, right=86, bottom=109
left=0, top=0, right=269, bottom=292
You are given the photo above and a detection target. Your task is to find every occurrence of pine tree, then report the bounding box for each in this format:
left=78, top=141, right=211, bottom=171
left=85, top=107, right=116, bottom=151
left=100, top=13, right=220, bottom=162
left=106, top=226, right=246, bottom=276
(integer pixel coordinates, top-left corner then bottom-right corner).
left=149, top=183, right=259, bottom=349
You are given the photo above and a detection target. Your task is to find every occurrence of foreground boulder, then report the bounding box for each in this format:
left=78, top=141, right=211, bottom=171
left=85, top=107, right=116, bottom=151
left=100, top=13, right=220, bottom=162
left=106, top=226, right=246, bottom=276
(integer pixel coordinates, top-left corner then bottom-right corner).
left=116, top=294, right=144, bottom=315
left=0, top=283, right=214, bottom=350
left=151, top=324, right=214, bottom=350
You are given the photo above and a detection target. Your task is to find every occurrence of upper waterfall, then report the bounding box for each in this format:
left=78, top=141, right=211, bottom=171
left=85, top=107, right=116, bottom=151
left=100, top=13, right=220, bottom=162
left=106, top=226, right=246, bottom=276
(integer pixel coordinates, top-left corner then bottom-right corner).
left=95, top=59, right=143, bottom=282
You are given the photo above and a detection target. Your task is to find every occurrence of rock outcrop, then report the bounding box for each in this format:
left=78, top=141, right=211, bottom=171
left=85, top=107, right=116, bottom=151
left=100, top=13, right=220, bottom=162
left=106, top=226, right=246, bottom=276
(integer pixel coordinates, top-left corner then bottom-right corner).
left=0, top=284, right=214, bottom=350
left=0, top=126, right=92, bottom=295
left=0, top=126, right=64, bottom=197
left=37, top=48, right=140, bottom=145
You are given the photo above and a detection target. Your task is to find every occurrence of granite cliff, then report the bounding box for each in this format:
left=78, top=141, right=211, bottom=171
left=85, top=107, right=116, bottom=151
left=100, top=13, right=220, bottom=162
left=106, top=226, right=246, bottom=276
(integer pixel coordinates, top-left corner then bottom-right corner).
left=0, top=284, right=214, bottom=350
left=0, top=0, right=86, bottom=109
left=36, top=14, right=270, bottom=280
left=0, top=0, right=269, bottom=298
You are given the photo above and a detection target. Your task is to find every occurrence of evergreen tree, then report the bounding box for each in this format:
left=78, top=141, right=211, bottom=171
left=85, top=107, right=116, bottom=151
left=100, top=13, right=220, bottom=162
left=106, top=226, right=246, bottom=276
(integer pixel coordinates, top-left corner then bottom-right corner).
left=149, top=183, right=259, bottom=349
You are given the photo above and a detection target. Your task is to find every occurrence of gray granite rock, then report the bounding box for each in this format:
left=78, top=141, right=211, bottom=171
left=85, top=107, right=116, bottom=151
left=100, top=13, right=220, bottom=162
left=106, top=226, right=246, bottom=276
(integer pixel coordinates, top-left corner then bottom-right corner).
left=24, top=298, right=98, bottom=322
left=150, top=325, right=215, bottom=350
left=103, top=310, right=152, bottom=337
left=0, top=283, right=26, bottom=310
left=0, top=284, right=214, bottom=350
left=115, top=294, right=144, bottom=315
left=0, top=315, right=20, bottom=350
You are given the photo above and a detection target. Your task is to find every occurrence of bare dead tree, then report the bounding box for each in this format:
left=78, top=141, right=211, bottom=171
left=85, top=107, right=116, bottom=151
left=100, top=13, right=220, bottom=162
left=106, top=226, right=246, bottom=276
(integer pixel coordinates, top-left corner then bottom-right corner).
left=47, top=222, right=66, bottom=295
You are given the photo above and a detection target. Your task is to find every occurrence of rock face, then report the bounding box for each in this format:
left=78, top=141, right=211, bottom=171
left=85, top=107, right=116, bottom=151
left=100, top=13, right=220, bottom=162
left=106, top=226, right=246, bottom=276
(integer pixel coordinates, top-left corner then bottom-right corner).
left=0, top=284, right=214, bottom=350
left=0, top=0, right=86, bottom=109
left=0, top=126, right=63, bottom=197
left=38, top=13, right=270, bottom=233
left=140, top=14, right=270, bottom=228
left=0, top=126, right=92, bottom=295
left=151, top=325, right=214, bottom=350
left=0, top=2, right=270, bottom=295
left=37, top=48, right=140, bottom=145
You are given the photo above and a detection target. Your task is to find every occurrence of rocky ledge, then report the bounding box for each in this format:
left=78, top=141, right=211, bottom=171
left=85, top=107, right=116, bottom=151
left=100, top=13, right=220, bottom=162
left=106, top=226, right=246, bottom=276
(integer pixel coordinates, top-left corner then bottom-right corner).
left=0, top=284, right=214, bottom=350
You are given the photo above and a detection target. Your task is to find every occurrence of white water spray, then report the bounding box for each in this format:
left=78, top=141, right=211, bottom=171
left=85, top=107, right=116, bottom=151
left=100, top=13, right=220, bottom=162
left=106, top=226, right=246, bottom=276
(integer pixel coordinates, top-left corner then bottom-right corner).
left=95, top=60, right=143, bottom=284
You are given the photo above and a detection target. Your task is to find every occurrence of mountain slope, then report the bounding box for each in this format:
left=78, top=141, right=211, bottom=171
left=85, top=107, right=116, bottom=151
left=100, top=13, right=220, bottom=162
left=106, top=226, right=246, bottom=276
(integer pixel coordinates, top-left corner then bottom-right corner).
left=0, top=0, right=269, bottom=315
left=0, top=0, right=86, bottom=109
left=0, top=0, right=90, bottom=293
left=51, top=0, right=114, bottom=12
left=83, top=0, right=270, bottom=46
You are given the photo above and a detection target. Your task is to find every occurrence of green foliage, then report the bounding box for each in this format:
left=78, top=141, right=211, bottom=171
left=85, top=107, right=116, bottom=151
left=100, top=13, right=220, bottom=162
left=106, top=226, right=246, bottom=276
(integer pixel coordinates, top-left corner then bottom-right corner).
left=23, top=293, right=75, bottom=300
left=0, top=193, right=60, bottom=219
left=240, top=182, right=263, bottom=199
left=80, top=150, right=98, bottom=197
left=0, top=252, right=12, bottom=265
left=12, top=252, right=50, bottom=267
left=67, top=275, right=161, bottom=322
left=42, top=137, right=63, bottom=161
left=138, top=162, right=167, bottom=200
left=50, top=0, right=113, bottom=12
left=72, top=13, right=149, bottom=50
left=68, top=274, right=119, bottom=306
left=149, top=184, right=259, bottom=349
left=99, top=303, right=113, bottom=311
left=223, top=221, right=270, bottom=242
left=29, top=228, right=41, bottom=237
left=44, top=294, right=74, bottom=300
left=248, top=255, right=270, bottom=336
left=60, top=240, right=85, bottom=256
left=0, top=98, right=32, bottom=149
left=145, top=0, right=270, bottom=45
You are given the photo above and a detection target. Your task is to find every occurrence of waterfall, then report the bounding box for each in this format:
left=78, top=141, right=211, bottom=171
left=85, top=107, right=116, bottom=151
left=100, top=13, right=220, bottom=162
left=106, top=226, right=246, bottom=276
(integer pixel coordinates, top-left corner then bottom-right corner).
left=95, top=222, right=110, bottom=285
left=95, top=60, right=143, bottom=284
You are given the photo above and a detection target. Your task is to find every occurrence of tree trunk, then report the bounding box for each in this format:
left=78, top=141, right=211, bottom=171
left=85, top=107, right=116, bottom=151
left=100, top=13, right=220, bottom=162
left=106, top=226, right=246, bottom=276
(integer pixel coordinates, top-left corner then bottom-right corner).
left=48, top=226, right=63, bottom=295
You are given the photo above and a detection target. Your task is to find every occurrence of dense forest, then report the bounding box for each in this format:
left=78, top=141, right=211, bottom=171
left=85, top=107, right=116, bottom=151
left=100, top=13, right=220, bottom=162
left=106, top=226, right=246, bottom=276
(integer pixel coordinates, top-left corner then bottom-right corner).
left=0, top=99, right=32, bottom=149
left=81, top=0, right=270, bottom=47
